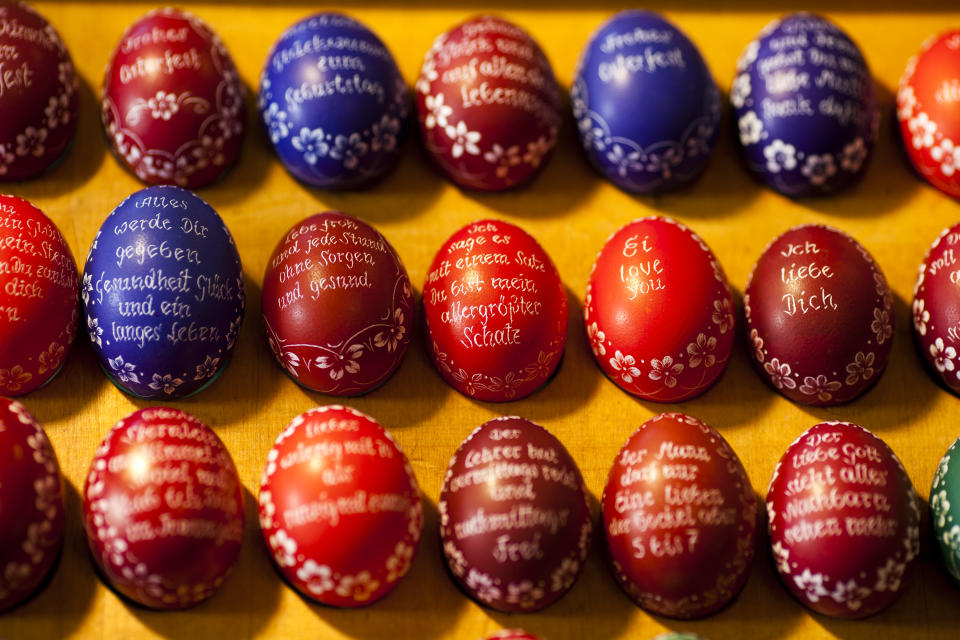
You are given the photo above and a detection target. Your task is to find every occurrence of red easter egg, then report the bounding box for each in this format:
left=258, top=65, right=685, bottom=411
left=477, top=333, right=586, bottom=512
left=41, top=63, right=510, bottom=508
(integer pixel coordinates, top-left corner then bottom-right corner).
left=423, top=219, right=566, bottom=401
left=102, top=8, right=245, bottom=188
left=0, top=2, right=79, bottom=180
left=483, top=632, right=543, bottom=640
left=602, top=413, right=756, bottom=618
left=0, top=399, right=64, bottom=611
left=415, top=15, right=563, bottom=191
left=585, top=216, right=734, bottom=402
left=912, top=222, right=960, bottom=393
left=259, top=406, right=422, bottom=607
left=262, top=212, right=414, bottom=395
left=897, top=31, right=960, bottom=198
left=744, top=225, right=893, bottom=406
left=766, top=421, right=920, bottom=618
left=82, top=407, right=244, bottom=609
left=0, top=195, right=78, bottom=396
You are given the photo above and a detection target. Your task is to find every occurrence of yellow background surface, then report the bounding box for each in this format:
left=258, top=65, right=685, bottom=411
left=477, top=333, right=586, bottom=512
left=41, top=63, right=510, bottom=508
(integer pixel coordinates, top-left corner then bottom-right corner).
left=2, top=2, right=959, bottom=638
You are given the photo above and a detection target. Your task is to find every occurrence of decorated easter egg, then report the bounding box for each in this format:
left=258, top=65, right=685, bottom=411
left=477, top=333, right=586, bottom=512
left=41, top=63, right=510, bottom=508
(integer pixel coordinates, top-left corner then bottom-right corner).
left=911, top=222, right=960, bottom=394
left=482, top=632, right=543, bottom=640
left=931, top=436, right=960, bottom=585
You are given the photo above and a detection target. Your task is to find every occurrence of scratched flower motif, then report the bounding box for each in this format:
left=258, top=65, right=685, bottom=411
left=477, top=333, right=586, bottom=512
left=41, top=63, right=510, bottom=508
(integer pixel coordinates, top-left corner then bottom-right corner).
left=913, top=298, right=929, bottom=336
left=330, top=133, right=368, bottom=170
left=830, top=579, right=869, bottom=610
left=579, top=117, right=608, bottom=152
left=264, top=103, right=289, bottom=143
left=108, top=355, right=139, bottom=384
left=269, top=529, right=297, bottom=567
left=506, top=581, right=544, bottom=609
left=750, top=328, right=765, bottom=362
left=772, top=541, right=791, bottom=575
left=443, top=540, right=467, bottom=577
left=799, top=375, right=842, bottom=402
left=0, top=143, right=13, bottom=175
left=845, top=351, right=875, bottom=386
left=424, top=93, right=452, bottom=130
left=649, top=356, right=683, bottom=388
left=587, top=321, right=606, bottom=357
left=801, top=154, right=837, bottom=186
left=297, top=560, right=334, bottom=595
left=0, top=366, right=32, bottom=393
left=909, top=111, right=937, bottom=149
left=45, top=93, right=71, bottom=129
left=764, top=358, right=796, bottom=390
left=763, top=139, right=796, bottom=173
left=874, top=558, right=906, bottom=592
left=730, top=73, right=751, bottom=108
left=316, top=344, right=364, bottom=381
left=36, top=342, right=64, bottom=375
left=258, top=490, right=275, bottom=529
left=737, top=40, right=760, bottom=71
left=738, top=110, right=764, bottom=145
left=931, top=489, right=950, bottom=529
left=193, top=356, right=220, bottom=381
left=416, top=58, right=438, bottom=94
left=931, top=138, right=960, bottom=177
left=897, top=84, right=917, bottom=120
left=550, top=557, right=579, bottom=593
left=930, top=337, right=956, bottom=373
left=16, top=126, right=47, bottom=157
left=282, top=350, right=301, bottom=375
left=712, top=297, right=733, bottom=334
left=147, top=91, right=179, bottom=120
left=523, top=134, right=552, bottom=168
left=336, top=571, right=380, bottom=602
left=445, top=121, right=481, bottom=158
left=524, top=350, right=555, bottom=380
left=371, top=114, right=401, bottom=153
left=871, top=307, right=892, bottom=345
left=609, top=350, right=640, bottom=384
left=33, top=475, right=59, bottom=520
left=793, top=568, right=829, bottom=603
left=291, top=127, right=330, bottom=165
left=484, top=143, right=521, bottom=178
left=148, top=374, right=182, bottom=395
left=686, top=333, right=717, bottom=368
left=606, top=143, right=643, bottom=177
left=840, top=137, right=868, bottom=173
left=385, top=541, right=414, bottom=583
left=465, top=569, right=501, bottom=603
left=374, top=308, right=406, bottom=352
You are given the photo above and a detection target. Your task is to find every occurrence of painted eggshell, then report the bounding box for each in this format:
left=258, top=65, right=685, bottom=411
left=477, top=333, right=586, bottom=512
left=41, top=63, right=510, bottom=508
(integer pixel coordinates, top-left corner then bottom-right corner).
left=482, top=632, right=542, bottom=640
left=585, top=216, right=734, bottom=402
left=415, top=15, right=564, bottom=191
left=82, top=185, right=245, bottom=399
left=767, top=421, right=920, bottom=618
left=732, top=13, right=878, bottom=196
left=82, top=407, right=244, bottom=609
left=439, top=416, right=592, bottom=612
left=259, top=13, right=408, bottom=189
left=911, top=223, right=960, bottom=394
left=931, top=436, right=960, bottom=585
left=423, top=219, right=566, bottom=402
left=259, top=406, right=423, bottom=607
left=262, top=211, right=413, bottom=395
left=102, top=8, right=245, bottom=188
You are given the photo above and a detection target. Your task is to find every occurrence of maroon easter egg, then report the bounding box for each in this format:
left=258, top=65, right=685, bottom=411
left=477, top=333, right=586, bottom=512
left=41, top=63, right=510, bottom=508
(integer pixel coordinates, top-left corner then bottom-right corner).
left=911, top=222, right=960, bottom=393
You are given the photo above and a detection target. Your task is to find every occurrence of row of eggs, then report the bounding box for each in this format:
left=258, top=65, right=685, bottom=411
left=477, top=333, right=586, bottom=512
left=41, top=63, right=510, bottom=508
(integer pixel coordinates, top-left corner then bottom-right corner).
left=1, top=5, right=959, bottom=197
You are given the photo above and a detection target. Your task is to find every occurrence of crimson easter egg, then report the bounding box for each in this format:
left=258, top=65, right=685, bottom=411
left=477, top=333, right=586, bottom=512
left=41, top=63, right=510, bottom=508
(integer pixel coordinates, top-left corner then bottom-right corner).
left=439, top=416, right=592, bottom=612
left=423, top=220, right=566, bottom=402
left=0, top=195, right=78, bottom=395
left=102, top=8, right=245, bottom=188
left=0, top=399, right=64, bottom=611
left=483, top=632, right=543, bottom=640
left=898, top=31, right=960, bottom=198
left=259, top=406, right=422, bottom=607
left=911, top=222, right=960, bottom=394
left=0, top=2, right=79, bottom=180
left=263, top=212, right=413, bottom=395
left=745, top=225, right=893, bottom=406
left=415, top=15, right=564, bottom=191
left=767, top=421, right=920, bottom=618
left=82, top=407, right=244, bottom=609
left=585, top=217, right=734, bottom=402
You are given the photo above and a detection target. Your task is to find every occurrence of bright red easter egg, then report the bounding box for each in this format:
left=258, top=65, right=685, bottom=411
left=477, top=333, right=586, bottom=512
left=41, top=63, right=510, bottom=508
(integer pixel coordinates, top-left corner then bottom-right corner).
left=82, top=407, right=244, bottom=609
left=415, top=15, right=564, bottom=191
left=259, top=406, right=422, bottom=607
left=102, top=8, right=245, bottom=188
left=766, top=421, right=920, bottom=618
left=744, top=225, right=893, bottom=406
left=585, top=216, right=734, bottom=402
left=0, top=399, right=64, bottom=611
left=912, top=222, right=960, bottom=393
left=423, top=219, right=566, bottom=401
left=262, top=212, right=414, bottom=395
left=602, top=413, right=756, bottom=618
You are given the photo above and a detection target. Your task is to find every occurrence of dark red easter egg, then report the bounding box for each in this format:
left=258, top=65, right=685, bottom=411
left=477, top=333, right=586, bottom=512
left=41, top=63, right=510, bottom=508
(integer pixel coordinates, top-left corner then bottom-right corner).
left=602, top=413, right=756, bottom=618
left=82, top=407, right=244, bottom=609
left=483, top=632, right=543, bottom=640
left=766, top=421, right=920, bottom=618
left=439, top=416, right=592, bottom=612
left=0, top=399, right=64, bottom=611
left=0, top=195, right=78, bottom=396
left=911, top=222, right=960, bottom=393
left=102, top=8, right=245, bottom=188
left=423, top=219, right=566, bottom=401
left=0, top=2, right=79, bottom=180
left=415, top=15, right=563, bottom=191
left=262, top=212, right=414, bottom=395
left=744, top=225, right=893, bottom=406
left=585, top=216, right=734, bottom=402
left=259, top=406, right=422, bottom=607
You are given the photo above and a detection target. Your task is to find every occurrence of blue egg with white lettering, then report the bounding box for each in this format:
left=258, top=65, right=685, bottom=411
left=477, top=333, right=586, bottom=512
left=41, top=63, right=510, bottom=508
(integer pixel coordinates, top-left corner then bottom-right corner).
left=572, top=11, right=720, bottom=193
left=259, top=13, right=409, bottom=189
left=82, top=186, right=245, bottom=399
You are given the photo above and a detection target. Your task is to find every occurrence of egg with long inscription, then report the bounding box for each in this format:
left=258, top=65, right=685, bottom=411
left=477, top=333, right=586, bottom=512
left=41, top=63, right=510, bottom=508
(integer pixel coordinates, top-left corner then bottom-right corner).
left=585, top=216, right=734, bottom=402
left=745, top=224, right=892, bottom=406
left=767, top=421, right=920, bottom=618
left=0, top=399, right=64, bottom=611
left=259, top=13, right=408, bottom=189
left=423, top=219, right=566, bottom=402
left=82, top=185, right=244, bottom=399
left=931, top=437, right=960, bottom=585
left=0, top=195, right=78, bottom=396
left=259, top=405, right=422, bottom=606
left=262, top=211, right=413, bottom=395
left=415, top=15, right=564, bottom=191
left=732, top=13, right=878, bottom=196
left=912, top=222, right=960, bottom=395
left=0, top=2, right=79, bottom=180
left=82, top=407, right=244, bottom=609
left=603, top=413, right=756, bottom=618
left=439, top=416, right=592, bottom=612
left=102, top=8, right=245, bottom=188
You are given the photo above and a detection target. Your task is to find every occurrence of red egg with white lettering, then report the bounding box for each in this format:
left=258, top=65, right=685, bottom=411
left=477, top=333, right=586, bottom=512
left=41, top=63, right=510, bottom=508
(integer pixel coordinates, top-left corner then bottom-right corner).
left=423, top=219, right=566, bottom=401
left=262, top=212, right=413, bottom=395
left=913, top=222, right=960, bottom=394
left=585, top=216, right=734, bottom=402
left=259, top=406, right=422, bottom=607
left=767, top=421, right=920, bottom=618
left=102, top=8, right=245, bottom=188
left=439, top=416, right=592, bottom=612
left=744, top=225, right=893, bottom=406
left=0, top=399, right=64, bottom=611
left=82, top=407, right=244, bottom=609
left=415, top=15, right=563, bottom=191
left=602, top=413, right=756, bottom=618
left=0, top=195, right=78, bottom=396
